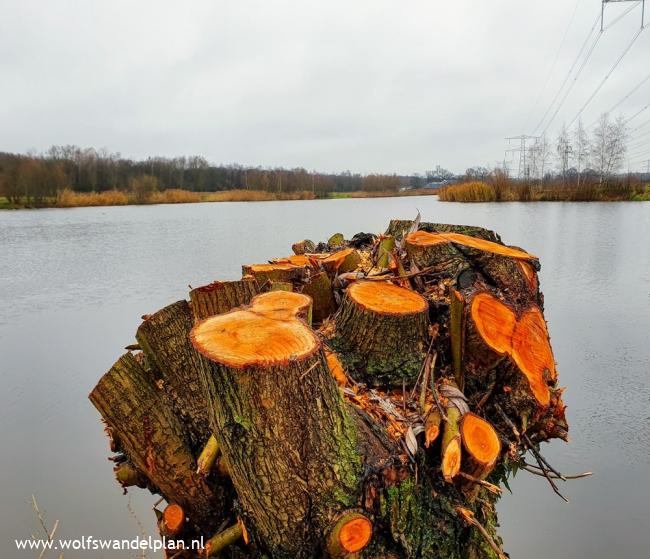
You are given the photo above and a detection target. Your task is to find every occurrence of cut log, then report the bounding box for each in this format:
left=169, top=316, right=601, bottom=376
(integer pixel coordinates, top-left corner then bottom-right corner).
left=322, top=248, right=361, bottom=274
left=328, top=232, right=345, bottom=248
left=385, top=219, right=502, bottom=243
left=292, top=239, right=316, bottom=255
left=376, top=236, right=395, bottom=269
left=163, top=504, right=185, bottom=536
left=241, top=263, right=306, bottom=286
left=204, top=521, right=245, bottom=557
left=301, top=271, right=336, bottom=323
left=248, top=290, right=312, bottom=324
left=190, top=294, right=362, bottom=556
left=333, top=281, right=429, bottom=385
left=196, top=434, right=219, bottom=477
left=460, top=412, right=501, bottom=479
left=441, top=404, right=462, bottom=483
left=135, top=300, right=211, bottom=448
left=326, top=511, right=373, bottom=557
left=189, top=278, right=258, bottom=322
left=89, top=353, right=220, bottom=532
left=468, top=292, right=555, bottom=406
left=405, top=230, right=537, bottom=262
left=424, top=408, right=442, bottom=448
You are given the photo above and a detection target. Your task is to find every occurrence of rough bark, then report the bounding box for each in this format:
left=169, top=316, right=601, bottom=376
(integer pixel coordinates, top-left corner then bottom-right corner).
left=89, top=353, right=221, bottom=532
left=189, top=278, right=259, bottom=322
left=136, top=300, right=211, bottom=449
left=191, top=301, right=362, bottom=558
left=89, top=219, right=570, bottom=559
left=333, top=281, right=429, bottom=386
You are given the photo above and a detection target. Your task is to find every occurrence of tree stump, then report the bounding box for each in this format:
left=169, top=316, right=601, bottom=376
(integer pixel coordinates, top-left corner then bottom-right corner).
left=89, top=218, right=571, bottom=559
left=190, top=290, right=362, bottom=557
left=333, top=281, right=429, bottom=386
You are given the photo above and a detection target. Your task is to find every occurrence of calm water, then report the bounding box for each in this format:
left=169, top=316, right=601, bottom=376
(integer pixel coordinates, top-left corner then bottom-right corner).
left=1, top=197, right=649, bottom=558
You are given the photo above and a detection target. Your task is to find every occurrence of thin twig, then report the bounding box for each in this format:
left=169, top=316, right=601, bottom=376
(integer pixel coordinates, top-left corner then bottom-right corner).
left=457, top=472, right=502, bottom=495
left=410, top=336, right=435, bottom=400
left=493, top=403, right=520, bottom=438
left=455, top=507, right=507, bottom=559
left=519, top=461, right=593, bottom=480
left=299, top=360, right=319, bottom=380
left=522, top=432, right=566, bottom=480
left=529, top=452, right=569, bottom=502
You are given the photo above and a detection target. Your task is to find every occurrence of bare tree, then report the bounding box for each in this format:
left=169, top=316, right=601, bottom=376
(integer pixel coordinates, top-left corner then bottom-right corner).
left=528, top=134, right=551, bottom=183
left=572, top=119, right=590, bottom=188
left=556, top=124, right=572, bottom=184
left=591, top=113, right=628, bottom=182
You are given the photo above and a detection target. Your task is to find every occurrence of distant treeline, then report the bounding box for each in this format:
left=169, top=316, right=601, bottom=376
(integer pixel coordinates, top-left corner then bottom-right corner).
left=0, top=146, right=432, bottom=204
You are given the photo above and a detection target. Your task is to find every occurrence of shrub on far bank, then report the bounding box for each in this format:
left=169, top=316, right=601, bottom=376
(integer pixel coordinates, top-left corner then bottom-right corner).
left=438, top=181, right=496, bottom=202
left=150, top=189, right=201, bottom=204
left=56, top=188, right=128, bottom=207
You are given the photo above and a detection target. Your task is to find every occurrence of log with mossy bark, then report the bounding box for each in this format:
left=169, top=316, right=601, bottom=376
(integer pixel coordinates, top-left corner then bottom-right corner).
left=89, top=218, right=573, bottom=559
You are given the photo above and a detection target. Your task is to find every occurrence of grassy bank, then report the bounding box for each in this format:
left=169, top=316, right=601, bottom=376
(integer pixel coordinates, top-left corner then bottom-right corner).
left=0, top=187, right=439, bottom=209
left=439, top=179, right=650, bottom=202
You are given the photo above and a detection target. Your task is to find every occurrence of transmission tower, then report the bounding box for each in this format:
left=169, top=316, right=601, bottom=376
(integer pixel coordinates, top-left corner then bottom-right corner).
left=602, top=0, right=646, bottom=31
left=505, top=135, right=539, bottom=179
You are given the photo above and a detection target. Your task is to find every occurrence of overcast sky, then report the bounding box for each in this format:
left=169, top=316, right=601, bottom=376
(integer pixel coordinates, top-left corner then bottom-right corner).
left=1, top=0, right=649, bottom=174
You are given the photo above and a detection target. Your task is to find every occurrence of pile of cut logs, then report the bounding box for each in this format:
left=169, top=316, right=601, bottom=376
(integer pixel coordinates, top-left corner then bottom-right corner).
left=90, top=218, right=570, bottom=559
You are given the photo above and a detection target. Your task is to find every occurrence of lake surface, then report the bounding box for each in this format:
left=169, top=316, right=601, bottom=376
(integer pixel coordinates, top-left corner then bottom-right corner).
left=1, top=197, right=649, bottom=558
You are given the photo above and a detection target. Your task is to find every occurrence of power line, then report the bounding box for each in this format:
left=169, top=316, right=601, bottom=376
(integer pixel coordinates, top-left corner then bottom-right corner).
left=530, top=11, right=602, bottom=135
left=627, top=101, right=650, bottom=123
left=532, top=2, right=643, bottom=136
left=632, top=116, right=650, bottom=130
left=587, top=71, right=650, bottom=127
left=567, top=25, right=646, bottom=128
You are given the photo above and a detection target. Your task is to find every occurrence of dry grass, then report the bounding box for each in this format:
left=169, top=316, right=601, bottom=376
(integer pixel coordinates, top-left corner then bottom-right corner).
left=150, top=189, right=201, bottom=204
left=203, top=189, right=316, bottom=202
left=438, top=182, right=496, bottom=202
left=56, top=188, right=128, bottom=207
left=330, top=189, right=439, bottom=199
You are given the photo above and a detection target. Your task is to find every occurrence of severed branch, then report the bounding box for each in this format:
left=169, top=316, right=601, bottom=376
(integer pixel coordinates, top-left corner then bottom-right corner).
left=455, top=506, right=507, bottom=559
left=522, top=432, right=566, bottom=481
left=519, top=461, right=593, bottom=481
left=457, top=472, right=502, bottom=495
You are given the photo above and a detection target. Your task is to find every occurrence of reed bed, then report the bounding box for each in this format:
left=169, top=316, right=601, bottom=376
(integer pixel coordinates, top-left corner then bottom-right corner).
left=56, top=188, right=128, bottom=207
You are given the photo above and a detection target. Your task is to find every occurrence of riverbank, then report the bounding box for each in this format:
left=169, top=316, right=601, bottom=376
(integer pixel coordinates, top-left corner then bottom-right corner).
left=438, top=180, right=650, bottom=202
left=0, top=188, right=438, bottom=209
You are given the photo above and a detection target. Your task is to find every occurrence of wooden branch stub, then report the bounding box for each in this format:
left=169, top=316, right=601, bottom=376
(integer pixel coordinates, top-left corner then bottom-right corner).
left=326, top=511, right=373, bottom=557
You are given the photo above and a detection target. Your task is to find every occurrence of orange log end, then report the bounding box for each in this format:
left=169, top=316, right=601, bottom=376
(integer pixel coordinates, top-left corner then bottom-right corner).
left=190, top=291, right=319, bottom=368
left=250, top=291, right=312, bottom=321
left=338, top=515, right=373, bottom=554
left=471, top=292, right=553, bottom=407
left=471, top=292, right=516, bottom=355
left=325, top=348, right=348, bottom=387
left=511, top=307, right=556, bottom=405
left=163, top=503, right=185, bottom=536
left=348, top=281, right=428, bottom=315
left=322, top=248, right=359, bottom=272
left=406, top=230, right=538, bottom=261
left=460, top=413, right=501, bottom=467
left=442, top=437, right=462, bottom=482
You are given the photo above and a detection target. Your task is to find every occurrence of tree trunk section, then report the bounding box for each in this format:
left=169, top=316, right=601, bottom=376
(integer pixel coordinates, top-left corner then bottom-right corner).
left=89, top=353, right=221, bottom=533
left=333, top=281, right=429, bottom=386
